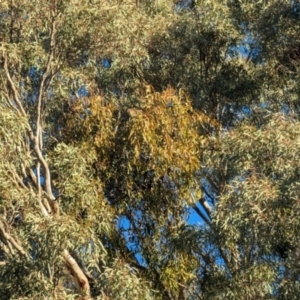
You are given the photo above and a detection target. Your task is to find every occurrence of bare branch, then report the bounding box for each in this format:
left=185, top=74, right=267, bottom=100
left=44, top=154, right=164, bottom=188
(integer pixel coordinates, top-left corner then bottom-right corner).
left=191, top=193, right=211, bottom=224
left=69, top=250, right=94, bottom=282
left=32, top=15, right=57, bottom=201
left=62, top=249, right=92, bottom=300
left=199, top=198, right=212, bottom=220
left=0, top=239, right=12, bottom=256
left=28, top=167, right=38, bottom=187
left=0, top=221, right=29, bottom=259
left=36, top=162, right=52, bottom=216
left=192, top=205, right=211, bottom=225
left=1, top=51, right=27, bottom=117
left=36, top=15, right=57, bottom=139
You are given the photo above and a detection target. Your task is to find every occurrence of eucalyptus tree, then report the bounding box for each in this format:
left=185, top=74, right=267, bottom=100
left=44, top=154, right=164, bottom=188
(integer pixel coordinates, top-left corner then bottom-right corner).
left=1, top=0, right=300, bottom=299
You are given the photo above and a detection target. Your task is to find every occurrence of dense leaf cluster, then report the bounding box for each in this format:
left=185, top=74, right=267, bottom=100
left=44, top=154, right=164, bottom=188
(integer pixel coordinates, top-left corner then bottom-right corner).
left=0, top=0, right=300, bottom=299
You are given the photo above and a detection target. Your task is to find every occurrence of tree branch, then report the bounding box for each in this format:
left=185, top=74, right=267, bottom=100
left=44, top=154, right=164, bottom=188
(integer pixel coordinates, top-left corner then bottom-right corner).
left=30, top=16, right=57, bottom=201
left=192, top=205, right=211, bottom=225
left=0, top=221, right=29, bottom=259
left=62, top=249, right=92, bottom=300
left=36, top=162, right=52, bottom=216
left=1, top=50, right=27, bottom=117
left=69, top=250, right=94, bottom=282
left=199, top=198, right=212, bottom=220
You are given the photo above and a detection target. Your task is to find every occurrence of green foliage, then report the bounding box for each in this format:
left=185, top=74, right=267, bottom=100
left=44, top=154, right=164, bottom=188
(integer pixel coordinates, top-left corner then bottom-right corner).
left=1, top=0, right=300, bottom=299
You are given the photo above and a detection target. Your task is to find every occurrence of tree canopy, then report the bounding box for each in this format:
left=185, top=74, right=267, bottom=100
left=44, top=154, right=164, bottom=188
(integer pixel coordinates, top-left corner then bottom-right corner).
left=1, top=0, right=300, bottom=299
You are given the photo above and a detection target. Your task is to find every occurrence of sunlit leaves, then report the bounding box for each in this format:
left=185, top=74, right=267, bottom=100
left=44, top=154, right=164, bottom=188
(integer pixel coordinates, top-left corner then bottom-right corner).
left=99, top=258, right=153, bottom=300
left=208, top=113, right=300, bottom=298
left=59, top=86, right=216, bottom=297
left=1, top=0, right=300, bottom=298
